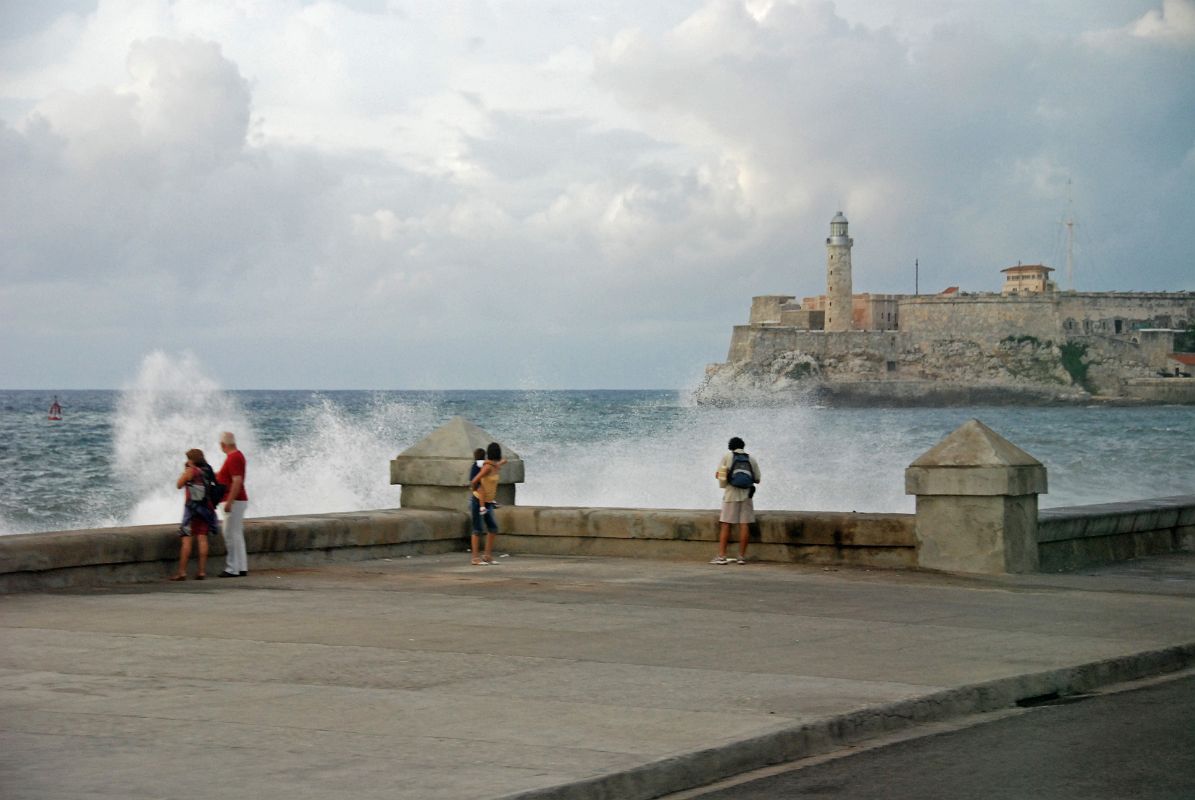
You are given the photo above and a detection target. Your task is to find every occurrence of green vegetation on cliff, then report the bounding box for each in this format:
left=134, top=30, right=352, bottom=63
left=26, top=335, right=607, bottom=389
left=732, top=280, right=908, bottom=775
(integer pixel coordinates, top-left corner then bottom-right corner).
left=1060, top=341, right=1094, bottom=392
left=786, top=362, right=814, bottom=379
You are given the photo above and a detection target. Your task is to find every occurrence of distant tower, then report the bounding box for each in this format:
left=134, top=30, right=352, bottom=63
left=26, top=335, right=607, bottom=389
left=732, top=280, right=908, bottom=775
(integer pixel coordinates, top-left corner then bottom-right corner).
left=825, top=211, right=854, bottom=332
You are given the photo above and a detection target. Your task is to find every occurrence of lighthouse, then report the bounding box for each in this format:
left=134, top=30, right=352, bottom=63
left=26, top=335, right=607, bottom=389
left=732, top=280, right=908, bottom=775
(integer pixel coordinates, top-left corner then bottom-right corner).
left=824, top=211, right=853, bottom=332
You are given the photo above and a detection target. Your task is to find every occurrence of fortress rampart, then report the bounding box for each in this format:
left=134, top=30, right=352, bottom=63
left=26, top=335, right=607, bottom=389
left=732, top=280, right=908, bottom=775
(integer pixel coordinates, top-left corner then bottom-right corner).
left=897, top=294, right=1061, bottom=340
left=728, top=326, right=903, bottom=364
left=897, top=292, right=1195, bottom=341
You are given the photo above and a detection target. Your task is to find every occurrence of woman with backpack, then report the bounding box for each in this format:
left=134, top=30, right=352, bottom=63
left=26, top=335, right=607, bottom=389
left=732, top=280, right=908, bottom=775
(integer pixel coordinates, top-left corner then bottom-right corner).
left=170, top=448, right=218, bottom=580
left=711, top=437, right=761, bottom=565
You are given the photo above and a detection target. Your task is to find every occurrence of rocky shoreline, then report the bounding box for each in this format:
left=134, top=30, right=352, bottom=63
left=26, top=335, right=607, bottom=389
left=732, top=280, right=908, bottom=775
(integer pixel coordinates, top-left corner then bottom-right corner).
left=695, top=333, right=1195, bottom=407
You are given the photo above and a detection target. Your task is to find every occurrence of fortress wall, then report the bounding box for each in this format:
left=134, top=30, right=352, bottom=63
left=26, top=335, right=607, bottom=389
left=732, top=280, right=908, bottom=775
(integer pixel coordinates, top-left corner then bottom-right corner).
left=1121, top=378, right=1195, bottom=403
left=1136, top=330, right=1180, bottom=367
left=778, top=308, right=822, bottom=328
left=732, top=327, right=906, bottom=362
left=1078, top=336, right=1157, bottom=393
left=895, top=292, right=1194, bottom=341
left=860, top=294, right=901, bottom=331
left=727, top=325, right=755, bottom=361
left=799, top=294, right=901, bottom=331
left=749, top=295, right=795, bottom=325
left=1056, top=294, right=1195, bottom=334
left=1081, top=333, right=1154, bottom=363
left=897, top=295, right=1061, bottom=340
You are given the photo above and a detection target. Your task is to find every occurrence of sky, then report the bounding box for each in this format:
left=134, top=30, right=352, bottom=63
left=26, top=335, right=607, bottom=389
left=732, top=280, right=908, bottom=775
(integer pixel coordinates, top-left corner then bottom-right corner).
left=1, top=0, right=1193, bottom=390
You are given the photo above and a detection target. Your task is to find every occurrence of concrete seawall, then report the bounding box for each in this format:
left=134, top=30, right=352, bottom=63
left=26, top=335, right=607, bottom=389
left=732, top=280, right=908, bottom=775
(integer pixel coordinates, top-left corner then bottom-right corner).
left=495, top=506, right=915, bottom=568
left=0, top=506, right=916, bottom=593
left=0, top=508, right=467, bottom=592
left=1038, top=496, right=1195, bottom=572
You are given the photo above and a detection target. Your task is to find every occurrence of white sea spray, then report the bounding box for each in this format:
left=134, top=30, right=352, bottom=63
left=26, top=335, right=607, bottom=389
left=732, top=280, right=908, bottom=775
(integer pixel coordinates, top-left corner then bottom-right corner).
left=114, top=351, right=253, bottom=526
left=2, top=353, right=1193, bottom=535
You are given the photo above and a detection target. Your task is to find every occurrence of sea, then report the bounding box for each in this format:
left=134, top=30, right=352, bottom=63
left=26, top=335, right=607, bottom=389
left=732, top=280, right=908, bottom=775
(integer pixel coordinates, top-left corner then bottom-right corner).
left=3, top=355, right=1193, bottom=536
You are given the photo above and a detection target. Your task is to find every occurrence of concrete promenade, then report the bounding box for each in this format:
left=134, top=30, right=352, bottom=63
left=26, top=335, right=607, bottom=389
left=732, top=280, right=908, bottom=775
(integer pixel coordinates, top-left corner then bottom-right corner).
left=4, top=553, right=1195, bottom=800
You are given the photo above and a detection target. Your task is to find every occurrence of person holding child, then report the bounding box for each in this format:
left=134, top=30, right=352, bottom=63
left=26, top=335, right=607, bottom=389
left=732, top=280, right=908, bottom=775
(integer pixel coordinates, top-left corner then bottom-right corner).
left=469, top=442, right=506, bottom=565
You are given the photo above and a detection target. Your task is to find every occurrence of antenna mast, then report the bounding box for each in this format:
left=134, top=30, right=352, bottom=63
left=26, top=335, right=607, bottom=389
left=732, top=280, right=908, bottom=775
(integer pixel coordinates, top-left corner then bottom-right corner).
left=1064, top=179, right=1076, bottom=291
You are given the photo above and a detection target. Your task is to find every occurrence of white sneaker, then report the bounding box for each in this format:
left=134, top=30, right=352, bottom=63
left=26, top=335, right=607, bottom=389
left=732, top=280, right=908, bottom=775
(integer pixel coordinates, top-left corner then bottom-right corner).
left=710, top=556, right=730, bottom=565
left=736, top=557, right=747, bottom=565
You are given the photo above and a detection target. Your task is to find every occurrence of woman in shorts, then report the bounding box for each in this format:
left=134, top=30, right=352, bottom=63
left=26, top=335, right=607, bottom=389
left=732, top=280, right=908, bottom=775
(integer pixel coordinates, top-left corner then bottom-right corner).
left=171, top=449, right=212, bottom=580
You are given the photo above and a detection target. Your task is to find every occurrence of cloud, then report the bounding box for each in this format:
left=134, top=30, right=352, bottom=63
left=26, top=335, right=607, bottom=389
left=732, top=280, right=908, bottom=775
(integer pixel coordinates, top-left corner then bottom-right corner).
left=1132, top=0, right=1195, bottom=42
left=26, top=36, right=249, bottom=176
left=594, top=1, right=1195, bottom=288
left=1, top=1, right=1193, bottom=390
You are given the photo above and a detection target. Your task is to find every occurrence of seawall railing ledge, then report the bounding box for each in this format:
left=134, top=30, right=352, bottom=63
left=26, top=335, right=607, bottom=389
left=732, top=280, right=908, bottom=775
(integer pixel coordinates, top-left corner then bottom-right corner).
left=1037, top=495, right=1195, bottom=572
left=0, top=506, right=917, bottom=593
left=0, top=507, right=469, bottom=592
left=495, top=506, right=917, bottom=568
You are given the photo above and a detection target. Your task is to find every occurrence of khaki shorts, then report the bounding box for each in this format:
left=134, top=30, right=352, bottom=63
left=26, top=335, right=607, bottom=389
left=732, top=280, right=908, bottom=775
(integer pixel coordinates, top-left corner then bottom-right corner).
left=720, top=498, right=755, bottom=524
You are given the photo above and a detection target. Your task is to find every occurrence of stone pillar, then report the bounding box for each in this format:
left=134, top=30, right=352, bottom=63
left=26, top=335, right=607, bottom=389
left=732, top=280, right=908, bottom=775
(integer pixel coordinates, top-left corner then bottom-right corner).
left=390, top=416, right=524, bottom=511
left=904, top=419, right=1047, bottom=575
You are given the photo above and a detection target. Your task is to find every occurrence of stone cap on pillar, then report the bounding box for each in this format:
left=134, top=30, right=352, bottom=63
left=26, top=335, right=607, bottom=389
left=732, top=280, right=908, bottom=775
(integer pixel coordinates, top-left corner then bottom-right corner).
left=905, top=419, right=1047, bottom=498
left=391, top=416, right=525, bottom=487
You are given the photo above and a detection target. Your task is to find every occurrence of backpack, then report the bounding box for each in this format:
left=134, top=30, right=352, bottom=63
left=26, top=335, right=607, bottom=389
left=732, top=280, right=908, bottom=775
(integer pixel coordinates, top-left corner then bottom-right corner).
left=727, top=452, right=756, bottom=489
left=188, top=463, right=227, bottom=507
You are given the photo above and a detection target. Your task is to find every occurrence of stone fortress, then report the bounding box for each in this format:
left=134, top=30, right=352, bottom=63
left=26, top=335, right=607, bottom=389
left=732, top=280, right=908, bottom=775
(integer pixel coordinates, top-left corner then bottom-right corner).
left=696, top=212, right=1195, bottom=405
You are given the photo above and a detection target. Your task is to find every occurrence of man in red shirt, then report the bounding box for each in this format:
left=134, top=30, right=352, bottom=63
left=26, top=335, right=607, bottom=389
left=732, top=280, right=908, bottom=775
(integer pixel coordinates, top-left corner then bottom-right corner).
left=216, top=431, right=250, bottom=577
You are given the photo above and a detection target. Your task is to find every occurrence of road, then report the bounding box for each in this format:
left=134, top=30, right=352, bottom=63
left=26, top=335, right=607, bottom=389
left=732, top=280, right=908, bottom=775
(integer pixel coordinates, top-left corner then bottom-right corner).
left=679, top=673, right=1195, bottom=800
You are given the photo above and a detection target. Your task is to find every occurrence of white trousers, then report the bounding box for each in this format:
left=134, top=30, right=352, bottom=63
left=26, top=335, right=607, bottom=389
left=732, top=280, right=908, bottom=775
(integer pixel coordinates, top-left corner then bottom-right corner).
left=223, top=500, right=248, bottom=574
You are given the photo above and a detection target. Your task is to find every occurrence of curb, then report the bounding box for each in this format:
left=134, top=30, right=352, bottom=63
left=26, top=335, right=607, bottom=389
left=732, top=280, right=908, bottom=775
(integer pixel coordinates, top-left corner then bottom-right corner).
left=497, top=642, right=1195, bottom=800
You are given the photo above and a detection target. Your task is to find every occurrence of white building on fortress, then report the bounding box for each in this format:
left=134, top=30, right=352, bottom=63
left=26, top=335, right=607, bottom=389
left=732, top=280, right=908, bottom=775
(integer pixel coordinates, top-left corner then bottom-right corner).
left=698, top=213, right=1195, bottom=405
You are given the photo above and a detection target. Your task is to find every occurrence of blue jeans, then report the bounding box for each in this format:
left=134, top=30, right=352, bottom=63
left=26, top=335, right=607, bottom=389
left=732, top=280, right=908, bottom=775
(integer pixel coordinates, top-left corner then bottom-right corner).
left=470, top=496, right=499, bottom=534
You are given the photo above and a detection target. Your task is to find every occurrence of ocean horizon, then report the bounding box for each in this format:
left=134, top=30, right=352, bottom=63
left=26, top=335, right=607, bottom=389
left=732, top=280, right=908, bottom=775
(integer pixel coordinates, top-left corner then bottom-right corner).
left=5, top=363, right=1193, bottom=536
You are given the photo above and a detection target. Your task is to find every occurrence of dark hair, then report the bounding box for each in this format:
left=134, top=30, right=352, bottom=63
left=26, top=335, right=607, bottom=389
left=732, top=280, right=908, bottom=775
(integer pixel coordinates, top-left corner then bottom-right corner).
left=486, top=442, right=502, bottom=461
left=473, top=448, right=486, bottom=460
left=186, top=448, right=207, bottom=466
left=727, top=437, right=745, bottom=451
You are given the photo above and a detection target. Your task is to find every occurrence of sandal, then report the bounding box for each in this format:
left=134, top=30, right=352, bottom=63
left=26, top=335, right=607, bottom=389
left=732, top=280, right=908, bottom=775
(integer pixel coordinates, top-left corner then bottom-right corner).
left=169, top=574, right=187, bottom=581
left=471, top=560, right=483, bottom=566
left=196, top=574, right=206, bottom=580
